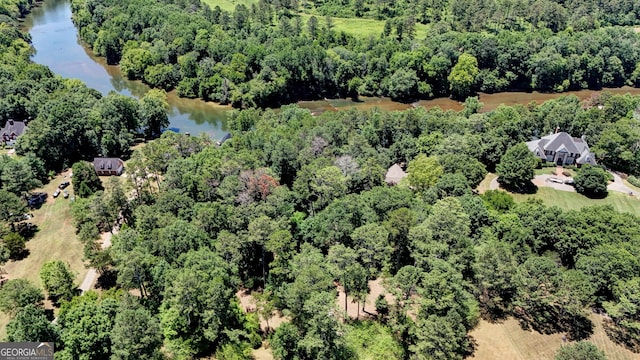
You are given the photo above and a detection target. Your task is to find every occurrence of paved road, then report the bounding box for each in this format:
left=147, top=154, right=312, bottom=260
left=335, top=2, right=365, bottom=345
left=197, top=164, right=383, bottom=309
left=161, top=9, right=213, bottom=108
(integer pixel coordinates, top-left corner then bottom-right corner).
left=78, top=231, right=114, bottom=293
left=608, top=172, right=636, bottom=195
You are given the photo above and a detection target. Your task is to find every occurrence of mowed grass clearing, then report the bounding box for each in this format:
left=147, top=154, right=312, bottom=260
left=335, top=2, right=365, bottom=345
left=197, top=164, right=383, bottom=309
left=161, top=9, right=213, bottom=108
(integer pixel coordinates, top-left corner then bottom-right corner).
left=511, top=187, right=640, bottom=217
left=200, top=0, right=429, bottom=39
left=201, top=0, right=257, bottom=12
left=0, top=171, right=87, bottom=339
left=470, top=314, right=638, bottom=360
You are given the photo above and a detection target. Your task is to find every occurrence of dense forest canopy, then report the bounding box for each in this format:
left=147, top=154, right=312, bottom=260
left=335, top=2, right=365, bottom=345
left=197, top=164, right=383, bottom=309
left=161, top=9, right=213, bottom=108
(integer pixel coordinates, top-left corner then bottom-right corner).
left=60, top=101, right=640, bottom=359
left=71, top=0, right=640, bottom=107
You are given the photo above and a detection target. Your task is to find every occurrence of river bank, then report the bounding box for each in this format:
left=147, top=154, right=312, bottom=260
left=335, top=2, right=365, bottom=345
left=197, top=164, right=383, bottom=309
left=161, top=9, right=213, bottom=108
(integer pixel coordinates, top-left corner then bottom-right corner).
left=23, top=0, right=640, bottom=137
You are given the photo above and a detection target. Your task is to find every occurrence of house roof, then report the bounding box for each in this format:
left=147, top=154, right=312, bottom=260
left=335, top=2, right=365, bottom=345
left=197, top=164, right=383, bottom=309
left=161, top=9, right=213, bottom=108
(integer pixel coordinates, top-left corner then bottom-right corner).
left=526, top=132, right=596, bottom=164
left=93, top=157, right=124, bottom=172
left=385, top=164, right=407, bottom=185
left=1, top=120, right=26, bottom=138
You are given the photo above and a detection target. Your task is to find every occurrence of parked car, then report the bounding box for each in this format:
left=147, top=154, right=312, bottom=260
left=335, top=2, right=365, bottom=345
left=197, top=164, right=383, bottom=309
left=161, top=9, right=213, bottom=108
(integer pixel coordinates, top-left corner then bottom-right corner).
left=59, top=181, right=70, bottom=189
left=53, top=189, right=60, bottom=198
left=564, top=178, right=575, bottom=185
left=547, top=177, right=564, bottom=184
left=27, top=192, right=47, bottom=208
left=63, top=190, right=69, bottom=199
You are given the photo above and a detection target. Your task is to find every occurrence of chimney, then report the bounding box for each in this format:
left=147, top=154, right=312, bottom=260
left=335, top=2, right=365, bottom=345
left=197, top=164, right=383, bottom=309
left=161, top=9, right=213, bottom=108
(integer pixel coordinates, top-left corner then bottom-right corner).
left=8, top=119, right=14, bottom=126
left=555, top=126, right=560, bottom=134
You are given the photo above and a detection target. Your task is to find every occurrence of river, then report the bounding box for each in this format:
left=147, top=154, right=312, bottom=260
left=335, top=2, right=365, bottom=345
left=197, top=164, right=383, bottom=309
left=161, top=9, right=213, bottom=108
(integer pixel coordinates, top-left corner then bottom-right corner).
left=24, top=0, right=640, bottom=132
left=24, top=0, right=230, bottom=139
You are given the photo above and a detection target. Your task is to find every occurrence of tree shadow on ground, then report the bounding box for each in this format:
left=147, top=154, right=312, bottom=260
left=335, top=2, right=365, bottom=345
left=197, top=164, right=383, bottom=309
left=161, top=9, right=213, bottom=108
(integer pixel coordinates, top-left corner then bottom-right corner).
left=515, top=308, right=593, bottom=341
left=95, top=269, right=117, bottom=290
left=9, top=248, right=30, bottom=261
left=501, top=181, right=539, bottom=194
left=603, top=318, right=640, bottom=353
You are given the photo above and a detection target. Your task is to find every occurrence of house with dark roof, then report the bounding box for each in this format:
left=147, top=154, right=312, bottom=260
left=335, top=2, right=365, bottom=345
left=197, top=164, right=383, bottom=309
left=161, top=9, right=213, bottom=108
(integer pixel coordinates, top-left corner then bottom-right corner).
left=526, top=132, right=596, bottom=166
left=93, top=157, right=125, bottom=176
left=1, top=119, right=26, bottom=147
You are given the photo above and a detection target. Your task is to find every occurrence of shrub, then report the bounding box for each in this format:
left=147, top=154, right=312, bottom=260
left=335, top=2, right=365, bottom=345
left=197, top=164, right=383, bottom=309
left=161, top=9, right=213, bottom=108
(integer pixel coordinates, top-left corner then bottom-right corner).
left=562, top=170, right=571, bottom=177
left=574, top=165, right=608, bottom=198
left=628, top=175, right=640, bottom=188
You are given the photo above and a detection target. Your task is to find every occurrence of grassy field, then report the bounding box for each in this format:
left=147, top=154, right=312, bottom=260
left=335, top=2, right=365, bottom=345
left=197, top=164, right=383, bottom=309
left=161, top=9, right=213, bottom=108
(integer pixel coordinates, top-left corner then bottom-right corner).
left=0, top=171, right=88, bottom=339
left=201, top=0, right=429, bottom=39
left=201, top=0, right=256, bottom=12
left=511, top=187, right=640, bottom=216
left=624, top=179, right=640, bottom=193
left=297, top=13, right=429, bottom=39
left=470, top=314, right=638, bottom=360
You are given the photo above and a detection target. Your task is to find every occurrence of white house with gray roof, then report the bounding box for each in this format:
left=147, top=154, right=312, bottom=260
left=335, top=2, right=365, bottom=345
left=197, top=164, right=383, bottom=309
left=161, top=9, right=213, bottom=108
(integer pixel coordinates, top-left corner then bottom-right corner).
left=526, top=132, right=596, bottom=166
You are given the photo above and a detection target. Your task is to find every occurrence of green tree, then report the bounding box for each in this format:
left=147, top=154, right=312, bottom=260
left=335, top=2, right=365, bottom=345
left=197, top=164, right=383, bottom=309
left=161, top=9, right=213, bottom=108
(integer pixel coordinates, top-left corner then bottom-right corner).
left=603, top=278, right=640, bottom=351
left=111, top=295, right=163, bottom=360
left=327, top=244, right=368, bottom=317
left=407, top=154, right=443, bottom=193
left=139, top=89, right=169, bottom=138
left=0, top=189, right=26, bottom=230
left=513, top=257, right=593, bottom=337
left=2, top=232, right=25, bottom=259
left=72, top=161, right=103, bottom=198
left=57, top=292, right=118, bottom=360
left=351, top=223, right=392, bottom=277
left=574, top=165, right=608, bottom=198
left=160, top=249, right=240, bottom=358
left=474, top=240, right=518, bottom=319
left=448, top=53, right=479, bottom=100
left=6, top=304, right=58, bottom=343
left=496, top=143, right=537, bottom=192
left=39, top=260, right=76, bottom=302
left=386, top=69, right=419, bottom=100
left=0, top=279, right=44, bottom=316
left=555, top=341, right=606, bottom=360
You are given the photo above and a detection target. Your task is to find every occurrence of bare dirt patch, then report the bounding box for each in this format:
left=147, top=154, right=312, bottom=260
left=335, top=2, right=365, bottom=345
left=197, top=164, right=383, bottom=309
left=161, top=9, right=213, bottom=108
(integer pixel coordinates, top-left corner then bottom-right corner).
left=235, top=290, right=288, bottom=332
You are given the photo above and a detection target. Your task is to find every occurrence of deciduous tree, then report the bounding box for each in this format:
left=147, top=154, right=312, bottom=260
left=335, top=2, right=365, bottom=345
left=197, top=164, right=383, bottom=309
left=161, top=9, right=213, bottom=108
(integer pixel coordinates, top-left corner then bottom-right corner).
left=496, top=143, right=537, bottom=192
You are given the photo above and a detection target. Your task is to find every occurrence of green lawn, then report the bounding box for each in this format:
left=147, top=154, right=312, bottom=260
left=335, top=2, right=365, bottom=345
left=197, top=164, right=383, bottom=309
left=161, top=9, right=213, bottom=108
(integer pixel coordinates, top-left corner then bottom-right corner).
left=511, top=187, right=640, bottom=216
left=0, top=171, right=88, bottom=339
left=200, top=0, right=429, bottom=39
left=297, top=13, right=429, bottom=40
left=201, top=0, right=257, bottom=12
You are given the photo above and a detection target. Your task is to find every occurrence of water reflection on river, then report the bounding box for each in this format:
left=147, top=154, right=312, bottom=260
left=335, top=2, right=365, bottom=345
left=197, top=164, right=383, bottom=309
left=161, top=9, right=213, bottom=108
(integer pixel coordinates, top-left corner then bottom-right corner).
left=24, top=0, right=230, bottom=139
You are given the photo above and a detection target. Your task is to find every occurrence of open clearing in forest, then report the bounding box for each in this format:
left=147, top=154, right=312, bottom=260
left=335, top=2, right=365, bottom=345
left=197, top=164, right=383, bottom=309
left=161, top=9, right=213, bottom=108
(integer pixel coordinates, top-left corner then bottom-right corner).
left=201, top=0, right=257, bottom=12
left=511, top=187, right=640, bottom=216
left=296, top=13, right=430, bottom=39
left=200, top=0, right=429, bottom=39
left=470, top=314, right=638, bottom=360
left=0, top=170, right=87, bottom=339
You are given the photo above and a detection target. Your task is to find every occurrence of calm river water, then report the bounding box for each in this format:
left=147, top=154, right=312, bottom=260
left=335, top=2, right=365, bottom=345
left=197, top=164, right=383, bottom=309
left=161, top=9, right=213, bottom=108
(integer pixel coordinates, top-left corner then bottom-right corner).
left=24, top=0, right=640, bottom=133
left=24, top=0, right=230, bottom=139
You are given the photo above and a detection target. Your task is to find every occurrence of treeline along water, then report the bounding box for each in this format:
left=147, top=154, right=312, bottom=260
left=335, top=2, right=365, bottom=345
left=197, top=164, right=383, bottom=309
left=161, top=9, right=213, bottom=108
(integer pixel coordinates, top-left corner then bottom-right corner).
left=24, top=0, right=640, bottom=134
left=24, top=0, right=230, bottom=139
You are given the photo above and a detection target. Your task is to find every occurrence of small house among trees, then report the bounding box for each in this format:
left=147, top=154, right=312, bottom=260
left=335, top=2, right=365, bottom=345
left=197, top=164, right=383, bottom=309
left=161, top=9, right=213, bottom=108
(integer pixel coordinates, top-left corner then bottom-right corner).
left=93, top=157, right=124, bottom=176
left=1, top=119, right=26, bottom=147
left=526, top=132, right=596, bottom=166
